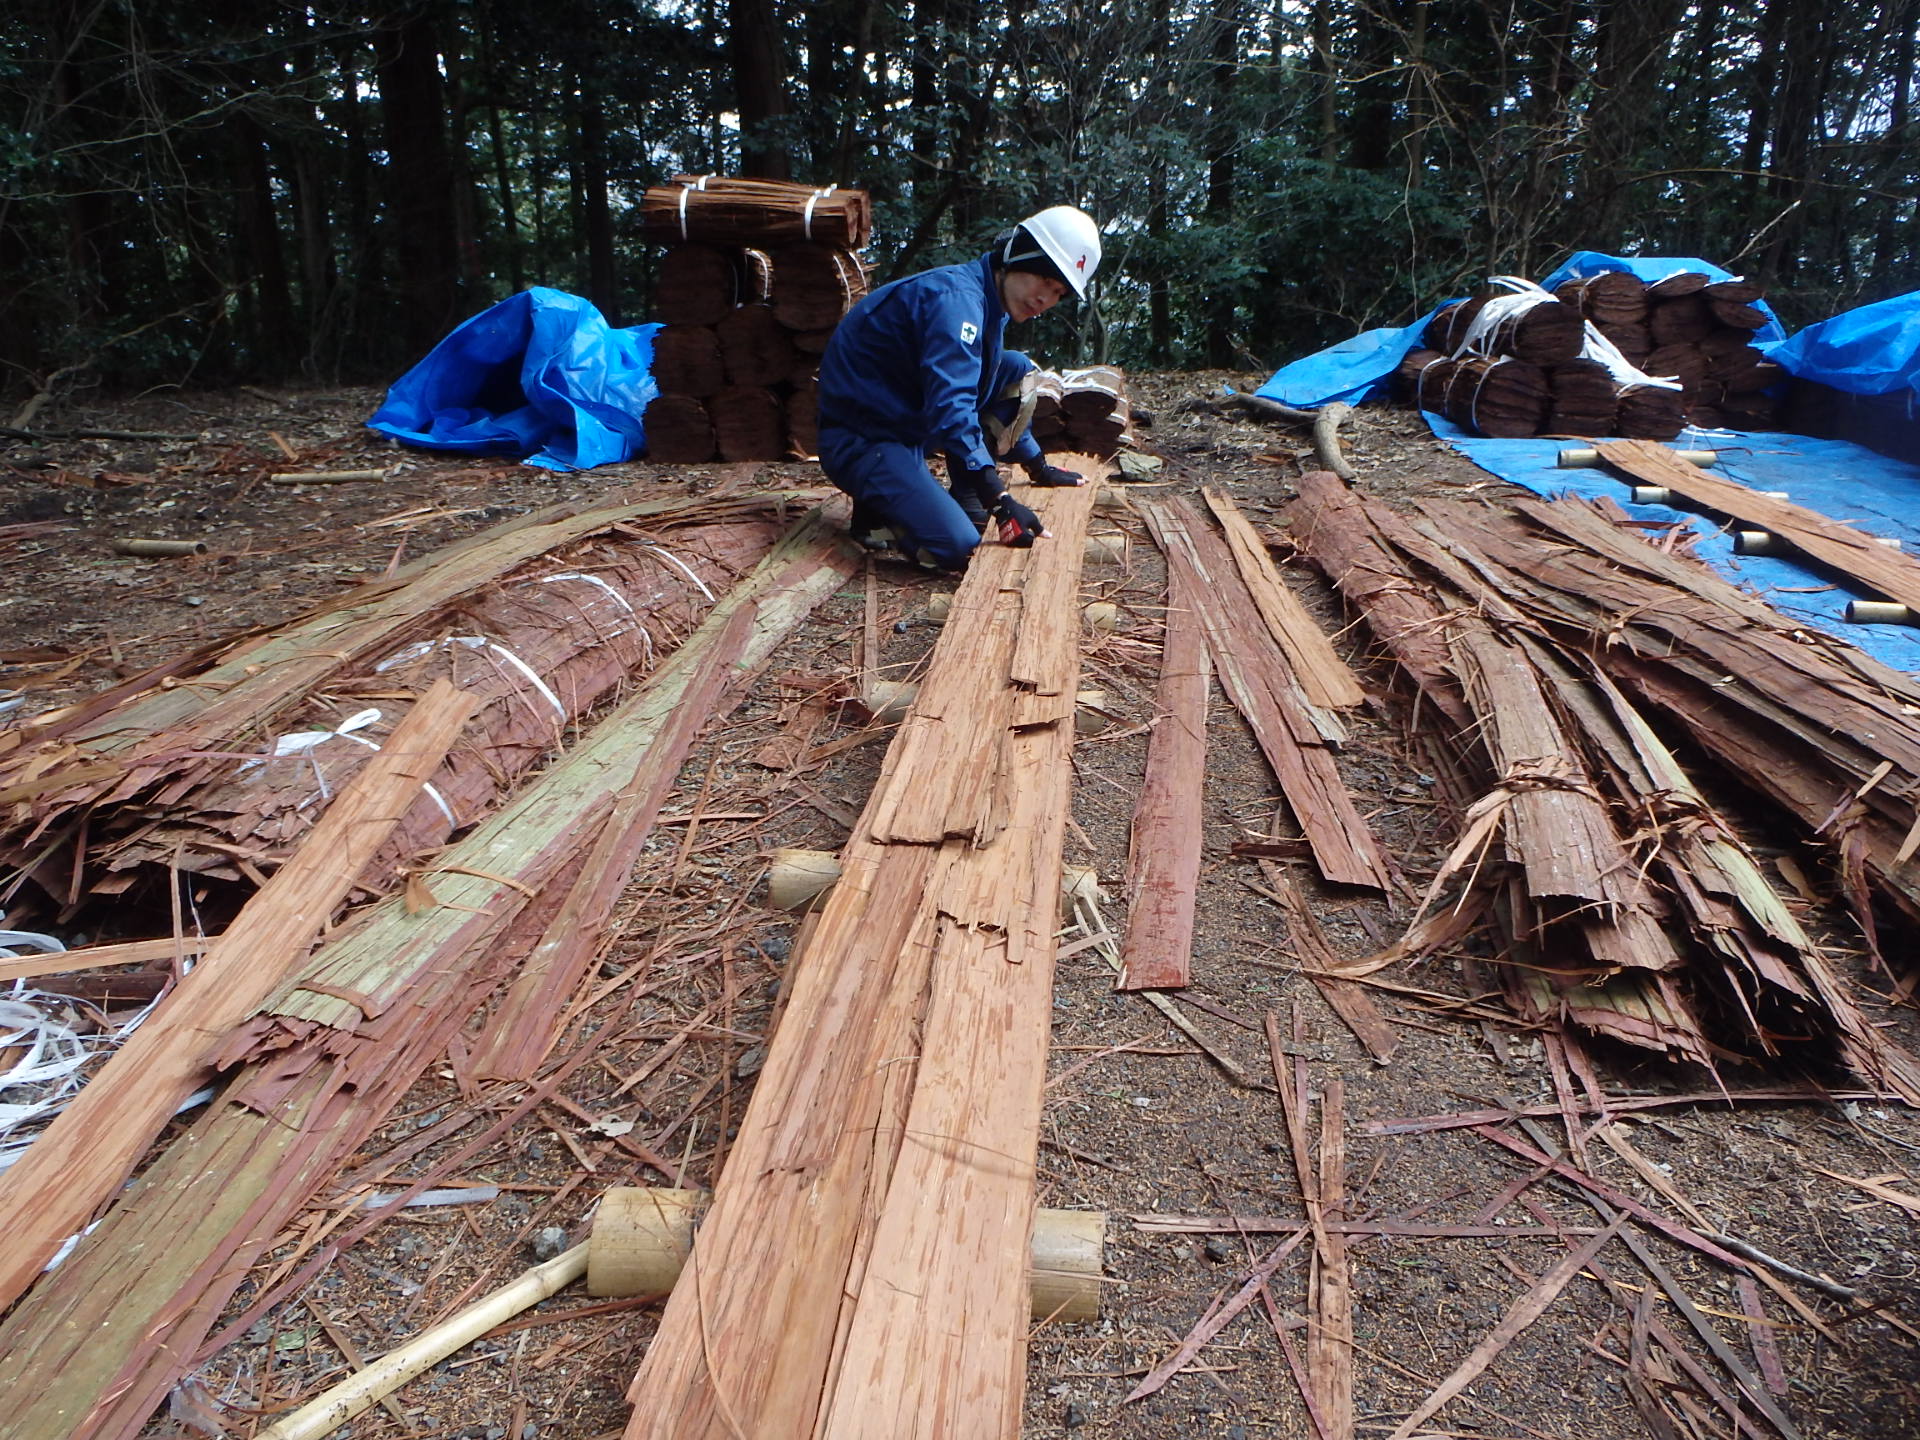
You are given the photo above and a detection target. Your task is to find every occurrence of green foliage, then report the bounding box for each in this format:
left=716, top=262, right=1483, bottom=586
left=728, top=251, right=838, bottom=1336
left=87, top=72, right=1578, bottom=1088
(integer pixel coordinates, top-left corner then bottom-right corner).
left=0, top=0, right=1915, bottom=396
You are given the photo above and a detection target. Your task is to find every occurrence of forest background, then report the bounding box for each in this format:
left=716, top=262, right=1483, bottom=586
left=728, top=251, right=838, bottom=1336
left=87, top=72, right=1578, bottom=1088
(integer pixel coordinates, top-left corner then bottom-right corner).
left=3, top=0, right=1915, bottom=401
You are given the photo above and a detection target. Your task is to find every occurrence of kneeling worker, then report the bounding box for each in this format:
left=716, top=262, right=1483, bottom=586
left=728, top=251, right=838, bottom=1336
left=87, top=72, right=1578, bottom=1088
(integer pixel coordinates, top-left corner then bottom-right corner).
left=814, top=204, right=1102, bottom=569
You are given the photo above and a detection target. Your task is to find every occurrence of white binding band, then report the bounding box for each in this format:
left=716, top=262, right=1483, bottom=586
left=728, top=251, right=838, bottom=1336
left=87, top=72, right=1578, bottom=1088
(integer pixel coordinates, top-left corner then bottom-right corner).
left=802, top=185, right=837, bottom=241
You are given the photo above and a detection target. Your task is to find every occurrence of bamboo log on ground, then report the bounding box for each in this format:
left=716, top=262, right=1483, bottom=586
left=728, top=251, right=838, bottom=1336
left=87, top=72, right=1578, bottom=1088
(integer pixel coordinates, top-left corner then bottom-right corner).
left=625, top=473, right=1102, bottom=1439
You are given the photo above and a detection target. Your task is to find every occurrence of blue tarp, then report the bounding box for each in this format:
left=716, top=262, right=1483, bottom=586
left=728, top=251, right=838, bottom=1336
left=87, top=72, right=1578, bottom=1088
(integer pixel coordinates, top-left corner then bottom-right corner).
left=1768, top=290, right=1920, bottom=400
left=368, top=288, right=662, bottom=472
left=1428, top=413, right=1920, bottom=674
left=1255, top=305, right=1449, bottom=410
left=1255, top=251, right=1790, bottom=410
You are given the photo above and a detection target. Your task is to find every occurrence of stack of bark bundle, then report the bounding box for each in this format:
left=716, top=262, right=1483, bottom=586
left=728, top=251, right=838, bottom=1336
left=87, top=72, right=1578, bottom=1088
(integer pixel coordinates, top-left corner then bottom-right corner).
left=1286, top=469, right=1920, bottom=1099
left=1395, top=270, right=1784, bottom=438
left=1029, top=365, right=1138, bottom=457
left=1554, top=271, right=1785, bottom=429
left=640, top=177, right=870, bottom=463
left=1397, top=291, right=1688, bottom=440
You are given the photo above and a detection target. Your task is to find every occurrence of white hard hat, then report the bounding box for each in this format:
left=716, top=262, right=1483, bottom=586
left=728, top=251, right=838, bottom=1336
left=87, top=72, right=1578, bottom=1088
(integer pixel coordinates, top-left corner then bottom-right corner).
left=1001, top=205, right=1102, bottom=298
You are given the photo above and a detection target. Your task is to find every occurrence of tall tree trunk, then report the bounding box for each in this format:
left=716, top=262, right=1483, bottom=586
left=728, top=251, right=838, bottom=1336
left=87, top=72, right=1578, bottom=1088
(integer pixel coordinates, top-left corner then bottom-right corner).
left=576, top=78, right=618, bottom=319
left=832, top=0, right=878, bottom=187
left=1204, top=0, right=1240, bottom=368
left=372, top=6, right=462, bottom=355
left=236, top=112, right=296, bottom=373
left=1312, top=0, right=1338, bottom=162
left=911, top=0, right=943, bottom=206
left=730, top=0, right=791, bottom=178
left=1569, top=0, right=1688, bottom=247
left=1148, top=0, right=1172, bottom=363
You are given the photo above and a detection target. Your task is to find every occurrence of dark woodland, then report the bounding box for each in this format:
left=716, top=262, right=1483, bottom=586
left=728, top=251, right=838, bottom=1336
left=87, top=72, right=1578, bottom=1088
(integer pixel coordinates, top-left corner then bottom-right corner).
left=3, top=0, right=1916, bottom=396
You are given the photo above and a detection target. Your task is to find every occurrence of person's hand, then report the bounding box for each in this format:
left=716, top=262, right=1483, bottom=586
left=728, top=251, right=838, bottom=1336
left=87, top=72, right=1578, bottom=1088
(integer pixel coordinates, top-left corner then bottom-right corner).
left=990, top=493, right=1047, bottom=546
left=1025, top=460, right=1084, bottom=487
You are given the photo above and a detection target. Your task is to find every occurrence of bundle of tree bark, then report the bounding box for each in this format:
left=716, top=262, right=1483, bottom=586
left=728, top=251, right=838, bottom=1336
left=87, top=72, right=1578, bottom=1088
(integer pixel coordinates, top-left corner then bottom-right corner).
left=1397, top=271, right=1784, bottom=438
left=1285, top=470, right=1920, bottom=1099
left=641, top=178, right=869, bottom=463
left=1029, top=365, right=1137, bottom=457
left=1554, top=271, right=1784, bottom=429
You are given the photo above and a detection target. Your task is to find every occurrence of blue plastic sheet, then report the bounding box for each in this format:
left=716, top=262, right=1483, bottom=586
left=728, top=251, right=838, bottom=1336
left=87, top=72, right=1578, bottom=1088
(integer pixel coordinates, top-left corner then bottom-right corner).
left=1255, top=304, right=1449, bottom=409
left=1769, top=290, right=1920, bottom=399
left=1427, top=413, right=1920, bottom=674
left=368, top=289, right=662, bottom=472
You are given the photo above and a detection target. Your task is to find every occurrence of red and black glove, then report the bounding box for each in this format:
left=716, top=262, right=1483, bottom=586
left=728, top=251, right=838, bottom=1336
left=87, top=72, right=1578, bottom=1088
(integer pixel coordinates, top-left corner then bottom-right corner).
left=990, top=493, right=1046, bottom=546
left=1025, top=459, right=1084, bottom=487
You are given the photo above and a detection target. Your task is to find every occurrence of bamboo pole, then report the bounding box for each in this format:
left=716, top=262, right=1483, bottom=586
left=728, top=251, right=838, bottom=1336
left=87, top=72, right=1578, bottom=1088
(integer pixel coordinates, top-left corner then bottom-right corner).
left=254, top=1244, right=590, bottom=1440
left=110, top=538, right=206, bottom=557
left=268, top=469, right=388, bottom=484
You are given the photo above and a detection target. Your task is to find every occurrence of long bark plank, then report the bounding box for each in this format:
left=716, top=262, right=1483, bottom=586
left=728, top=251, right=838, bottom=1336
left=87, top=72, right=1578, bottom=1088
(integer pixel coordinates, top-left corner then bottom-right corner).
left=1201, top=485, right=1365, bottom=710
left=1595, top=438, right=1920, bottom=610
left=1118, top=560, right=1209, bottom=991
left=626, top=479, right=1099, bottom=1438
left=1140, top=496, right=1391, bottom=891
left=0, top=678, right=478, bottom=1312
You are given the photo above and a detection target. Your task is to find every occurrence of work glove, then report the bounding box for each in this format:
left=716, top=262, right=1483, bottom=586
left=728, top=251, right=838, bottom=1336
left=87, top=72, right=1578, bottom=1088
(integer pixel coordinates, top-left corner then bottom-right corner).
left=961, top=463, right=1003, bottom=507
left=1025, top=458, right=1084, bottom=487
left=990, top=493, right=1046, bottom=547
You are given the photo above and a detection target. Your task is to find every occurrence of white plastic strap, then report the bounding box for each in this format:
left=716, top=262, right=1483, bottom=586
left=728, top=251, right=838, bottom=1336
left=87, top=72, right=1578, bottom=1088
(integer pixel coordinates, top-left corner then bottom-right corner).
left=1581, top=321, right=1683, bottom=390
left=538, top=571, right=637, bottom=616
left=802, top=184, right=837, bottom=241
left=678, top=177, right=711, bottom=241
left=643, top=544, right=715, bottom=602
left=241, top=704, right=458, bottom=823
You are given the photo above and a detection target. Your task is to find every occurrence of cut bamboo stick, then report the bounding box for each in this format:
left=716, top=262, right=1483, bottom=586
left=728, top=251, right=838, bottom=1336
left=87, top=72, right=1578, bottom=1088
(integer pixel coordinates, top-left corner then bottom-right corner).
left=255, top=1245, right=591, bottom=1440
left=0, top=679, right=478, bottom=1312
left=268, top=469, right=387, bottom=485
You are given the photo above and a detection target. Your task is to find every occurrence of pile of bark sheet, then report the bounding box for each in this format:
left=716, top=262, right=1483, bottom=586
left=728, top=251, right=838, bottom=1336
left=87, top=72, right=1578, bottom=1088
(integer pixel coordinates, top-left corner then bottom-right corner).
left=0, top=489, right=864, bottom=1440
left=1395, top=271, right=1783, bottom=439
left=1026, top=365, right=1140, bottom=458
left=640, top=176, right=871, bottom=463
left=0, top=491, right=807, bottom=919
left=1284, top=468, right=1920, bottom=1100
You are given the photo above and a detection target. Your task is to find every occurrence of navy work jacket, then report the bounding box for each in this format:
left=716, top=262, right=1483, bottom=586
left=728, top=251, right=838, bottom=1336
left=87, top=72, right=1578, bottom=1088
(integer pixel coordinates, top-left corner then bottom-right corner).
left=816, top=253, right=1008, bottom=475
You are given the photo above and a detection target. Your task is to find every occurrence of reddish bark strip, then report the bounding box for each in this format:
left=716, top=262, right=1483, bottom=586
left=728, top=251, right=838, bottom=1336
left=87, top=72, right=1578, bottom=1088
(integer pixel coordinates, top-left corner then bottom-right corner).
left=1118, top=561, right=1209, bottom=990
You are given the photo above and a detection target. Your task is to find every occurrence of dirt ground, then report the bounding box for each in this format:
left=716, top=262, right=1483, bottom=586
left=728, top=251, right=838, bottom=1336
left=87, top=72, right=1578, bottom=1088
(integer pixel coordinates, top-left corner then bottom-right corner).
left=3, top=377, right=1918, bottom=1440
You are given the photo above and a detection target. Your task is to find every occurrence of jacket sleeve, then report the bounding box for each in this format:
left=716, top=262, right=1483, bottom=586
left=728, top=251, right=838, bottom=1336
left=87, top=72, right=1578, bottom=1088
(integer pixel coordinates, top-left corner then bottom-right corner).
left=909, top=283, right=997, bottom=474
